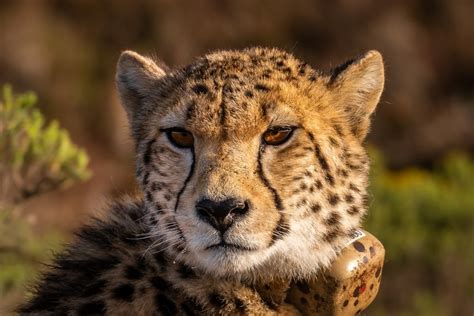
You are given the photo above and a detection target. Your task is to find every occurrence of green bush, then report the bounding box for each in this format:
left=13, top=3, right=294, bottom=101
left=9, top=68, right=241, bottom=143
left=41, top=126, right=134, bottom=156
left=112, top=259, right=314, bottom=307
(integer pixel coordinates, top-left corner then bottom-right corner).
left=366, top=149, right=474, bottom=315
left=0, top=85, right=91, bottom=305
left=0, top=84, right=90, bottom=204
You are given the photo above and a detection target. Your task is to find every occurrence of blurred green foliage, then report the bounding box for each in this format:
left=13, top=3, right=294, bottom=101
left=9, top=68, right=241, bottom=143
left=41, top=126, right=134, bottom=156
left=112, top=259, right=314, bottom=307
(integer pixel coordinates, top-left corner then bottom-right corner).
left=368, top=149, right=474, bottom=261
left=0, top=208, right=62, bottom=296
left=366, top=149, right=474, bottom=315
left=0, top=85, right=91, bottom=308
left=0, top=84, right=90, bottom=203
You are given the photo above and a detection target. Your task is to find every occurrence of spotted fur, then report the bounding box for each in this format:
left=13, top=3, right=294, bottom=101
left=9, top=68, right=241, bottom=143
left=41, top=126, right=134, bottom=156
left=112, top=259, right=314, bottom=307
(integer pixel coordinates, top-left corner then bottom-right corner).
left=19, top=47, right=384, bottom=315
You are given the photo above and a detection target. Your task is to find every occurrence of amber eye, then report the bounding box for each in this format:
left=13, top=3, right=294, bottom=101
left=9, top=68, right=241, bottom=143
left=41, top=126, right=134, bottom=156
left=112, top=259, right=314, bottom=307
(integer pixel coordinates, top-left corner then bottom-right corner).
left=263, top=127, right=295, bottom=146
left=164, top=128, right=194, bottom=148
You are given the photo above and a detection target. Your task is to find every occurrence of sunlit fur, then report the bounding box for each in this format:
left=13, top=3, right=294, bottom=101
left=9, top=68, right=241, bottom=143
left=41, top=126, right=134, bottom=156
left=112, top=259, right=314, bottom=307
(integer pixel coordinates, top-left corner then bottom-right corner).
left=117, top=47, right=385, bottom=281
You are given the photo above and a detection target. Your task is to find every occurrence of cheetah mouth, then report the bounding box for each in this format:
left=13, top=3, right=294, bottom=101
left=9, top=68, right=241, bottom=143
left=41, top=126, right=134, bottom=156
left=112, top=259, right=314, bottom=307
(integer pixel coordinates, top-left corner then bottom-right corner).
left=205, top=242, right=257, bottom=252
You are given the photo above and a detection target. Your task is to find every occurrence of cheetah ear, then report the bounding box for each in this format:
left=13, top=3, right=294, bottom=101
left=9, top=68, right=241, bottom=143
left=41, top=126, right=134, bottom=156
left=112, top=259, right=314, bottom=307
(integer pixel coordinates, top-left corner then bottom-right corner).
left=328, top=50, right=384, bottom=141
left=116, top=50, right=167, bottom=120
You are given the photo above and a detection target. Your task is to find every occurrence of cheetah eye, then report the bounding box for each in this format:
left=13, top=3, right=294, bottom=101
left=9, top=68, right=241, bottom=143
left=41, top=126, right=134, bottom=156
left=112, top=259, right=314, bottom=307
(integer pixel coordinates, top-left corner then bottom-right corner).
left=163, top=128, right=194, bottom=148
left=263, top=126, right=295, bottom=146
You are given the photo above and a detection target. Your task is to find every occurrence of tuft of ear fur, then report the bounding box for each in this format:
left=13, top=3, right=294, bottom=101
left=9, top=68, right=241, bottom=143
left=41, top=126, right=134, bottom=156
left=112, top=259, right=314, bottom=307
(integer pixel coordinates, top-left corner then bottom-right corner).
left=116, top=51, right=167, bottom=121
left=328, top=50, right=384, bottom=141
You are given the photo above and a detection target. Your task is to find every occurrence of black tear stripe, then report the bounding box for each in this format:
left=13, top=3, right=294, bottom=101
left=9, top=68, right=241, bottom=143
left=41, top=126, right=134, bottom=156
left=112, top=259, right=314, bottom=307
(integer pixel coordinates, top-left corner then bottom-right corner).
left=307, top=131, right=335, bottom=186
left=174, top=147, right=196, bottom=212
left=143, top=139, right=157, bottom=166
left=269, top=216, right=290, bottom=246
left=257, top=145, right=283, bottom=211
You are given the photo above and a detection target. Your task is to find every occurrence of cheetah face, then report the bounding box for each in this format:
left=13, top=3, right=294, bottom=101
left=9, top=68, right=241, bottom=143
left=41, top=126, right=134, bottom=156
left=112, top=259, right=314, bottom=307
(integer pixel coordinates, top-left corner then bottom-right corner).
left=116, top=48, right=384, bottom=279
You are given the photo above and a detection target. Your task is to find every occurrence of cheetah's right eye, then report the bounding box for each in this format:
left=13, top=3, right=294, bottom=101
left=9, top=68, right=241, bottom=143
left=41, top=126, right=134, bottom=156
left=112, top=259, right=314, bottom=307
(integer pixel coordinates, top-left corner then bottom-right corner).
left=263, top=126, right=295, bottom=146
left=163, top=128, right=194, bottom=148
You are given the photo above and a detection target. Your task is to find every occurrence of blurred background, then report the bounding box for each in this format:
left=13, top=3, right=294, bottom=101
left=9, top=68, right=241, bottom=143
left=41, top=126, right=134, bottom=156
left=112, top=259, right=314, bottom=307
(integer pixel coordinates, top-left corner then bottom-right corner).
left=0, top=0, right=473, bottom=314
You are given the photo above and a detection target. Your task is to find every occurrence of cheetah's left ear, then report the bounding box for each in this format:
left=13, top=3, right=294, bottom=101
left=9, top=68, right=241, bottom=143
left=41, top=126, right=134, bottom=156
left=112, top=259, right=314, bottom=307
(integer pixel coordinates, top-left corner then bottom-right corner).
left=328, top=50, right=384, bottom=141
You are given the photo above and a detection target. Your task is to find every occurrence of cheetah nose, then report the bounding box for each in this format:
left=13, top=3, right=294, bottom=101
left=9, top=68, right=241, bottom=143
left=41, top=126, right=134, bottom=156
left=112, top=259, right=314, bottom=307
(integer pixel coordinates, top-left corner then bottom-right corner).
left=196, top=198, right=249, bottom=232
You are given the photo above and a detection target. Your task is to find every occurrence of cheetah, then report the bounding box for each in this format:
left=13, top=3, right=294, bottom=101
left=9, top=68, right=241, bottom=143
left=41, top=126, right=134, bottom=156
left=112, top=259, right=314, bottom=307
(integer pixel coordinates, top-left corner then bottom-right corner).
left=19, top=47, right=385, bottom=315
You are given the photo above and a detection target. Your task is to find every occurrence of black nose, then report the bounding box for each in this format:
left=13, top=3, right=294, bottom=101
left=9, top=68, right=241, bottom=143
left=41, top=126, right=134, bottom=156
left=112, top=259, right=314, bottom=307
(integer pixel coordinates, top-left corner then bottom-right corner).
left=196, top=198, right=249, bottom=232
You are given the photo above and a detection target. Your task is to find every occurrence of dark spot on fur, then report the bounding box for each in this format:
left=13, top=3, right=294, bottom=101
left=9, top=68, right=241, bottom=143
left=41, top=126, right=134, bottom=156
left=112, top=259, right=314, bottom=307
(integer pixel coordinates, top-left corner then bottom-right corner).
left=300, top=297, right=308, bottom=304
left=338, top=169, right=349, bottom=178
left=363, top=256, right=369, bottom=263
left=155, top=294, right=178, bottom=316
left=125, top=265, right=144, bottom=280
left=323, top=228, right=341, bottom=242
left=112, top=283, right=135, bottom=302
left=369, top=246, right=376, bottom=257
left=325, top=212, right=341, bottom=225
left=151, top=182, right=164, bottom=191
left=300, top=183, right=308, bottom=190
left=345, top=194, right=354, bottom=203
left=298, top=199, right=307, bottom=206
left=78, top=300, right=106, bottom=314
left=343, top=299, right=349, bottom=307
left=328, top=193, right=340, bottom=206
left=362, top=194, right=370, bottom=208
left=192, top=84, right=209, bottom=95
left=255, top=83, right=270, bottom=92
left=329, top=137, right=339, bottom=147
left=235, top=298, right=246, bottom=313
left=354, top=299, right=359, bottom=306
left=296, top=281, right=311, bottom=294
left=149, top=276, right=171, bottom=291
left=310, top=203, right=321, bottom=213
left=209, top=293, right=227, bottom=309
left=245, top=90, right=254, bottom=98
left=315, top=180, right=323, bottom=189
left=334, top=124, right=344, bottom=136
left=261, top=103, right=271, bottom=120
left=349, top=183, right=360, bottom=192
left=347, top=206, right=360, bottom=215
left=178, top=263, right=196, bottom=279
left=145, top=191, right=153, bottom=203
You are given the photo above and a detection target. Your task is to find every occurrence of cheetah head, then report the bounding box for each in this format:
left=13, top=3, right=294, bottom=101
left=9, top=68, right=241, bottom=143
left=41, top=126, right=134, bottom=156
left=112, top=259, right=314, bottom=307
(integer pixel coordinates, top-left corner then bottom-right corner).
left=116, top=48, right=384, bottom=280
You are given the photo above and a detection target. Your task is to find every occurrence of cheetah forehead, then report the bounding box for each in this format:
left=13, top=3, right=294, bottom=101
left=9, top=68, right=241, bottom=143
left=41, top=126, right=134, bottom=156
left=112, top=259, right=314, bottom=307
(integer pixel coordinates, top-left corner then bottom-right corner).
left=158, top=48, right=324, bottom=138
left=184, top=47, right=316, bottom=82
